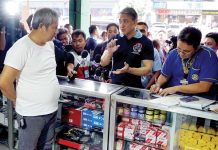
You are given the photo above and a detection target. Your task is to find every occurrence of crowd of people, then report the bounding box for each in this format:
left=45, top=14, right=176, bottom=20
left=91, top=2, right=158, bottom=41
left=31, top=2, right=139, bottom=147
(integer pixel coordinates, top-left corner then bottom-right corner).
left=0, top=7, right=218, bottom=150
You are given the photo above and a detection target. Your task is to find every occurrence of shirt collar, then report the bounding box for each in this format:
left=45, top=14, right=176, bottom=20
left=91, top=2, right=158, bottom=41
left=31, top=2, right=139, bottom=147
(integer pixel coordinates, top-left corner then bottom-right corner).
left=119, top=29, right=142, bottom=39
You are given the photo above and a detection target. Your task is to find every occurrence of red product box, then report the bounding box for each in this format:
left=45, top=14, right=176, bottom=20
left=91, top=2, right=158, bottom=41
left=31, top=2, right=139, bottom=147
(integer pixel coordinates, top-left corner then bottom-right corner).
left=115, top=139, right=124, bottom=150
left=130, top=118, right=140, bottom=125
left=117, top=122, right=127, bottom=139
left=129, top=143, right=149, bottom=150
left=122, top=117, right=130, bottom=123
left=57, top=138, right=82, bottom=149
left=156, top=129, right=168, bottom=147
left=124, top=123, right=136, bottom=141
left=66, top=107, right=83, bottom=127
left=145, top=127, right=157, bottom=144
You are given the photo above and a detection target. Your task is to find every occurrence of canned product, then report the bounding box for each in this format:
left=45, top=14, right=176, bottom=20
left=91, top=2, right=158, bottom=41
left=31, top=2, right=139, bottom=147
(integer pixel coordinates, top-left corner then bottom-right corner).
left=145, top=114, right=153, bottom=121
left=130, top=111, right=138, bottom=118
left=146, top=110, right=154, bottom=115
left=117, top=107, right=124, bottom=115
left=123, top=108, right=130, bottom=116
left=130, top=107, right=138, bottom=112
left=154, top=114, right=159, bottom=119
left=154, top=110, right=160, bottom=115
left=138, top=109, right=145, bottom=114
left=160, top=114, right=166, bottom=122
left=138, top=113, right=145, bottom=120
left=160, top=110, right=167, bottom=114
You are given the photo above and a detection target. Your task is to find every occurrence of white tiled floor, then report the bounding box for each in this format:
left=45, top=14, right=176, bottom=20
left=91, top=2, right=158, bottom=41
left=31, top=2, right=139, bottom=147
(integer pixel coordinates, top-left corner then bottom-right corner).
left=0, top=144, right=9, bottom=150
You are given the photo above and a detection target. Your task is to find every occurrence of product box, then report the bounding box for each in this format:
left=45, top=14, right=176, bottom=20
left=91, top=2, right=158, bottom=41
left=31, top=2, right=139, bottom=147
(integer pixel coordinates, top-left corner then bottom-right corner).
left=66, top=107, right=83, bottom=127
left=124, top=123, right=136, bottom=141
left=129, top=143, right=149, bottom=150
left=145, top=127, right=157, bottom=144
left=156, top=129, right=168, bottom=147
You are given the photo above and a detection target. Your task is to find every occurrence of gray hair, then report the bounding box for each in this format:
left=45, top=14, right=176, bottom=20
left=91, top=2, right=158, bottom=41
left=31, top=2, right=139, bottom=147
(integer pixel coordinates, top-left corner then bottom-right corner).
left=32, top=8, right=58, bottom=29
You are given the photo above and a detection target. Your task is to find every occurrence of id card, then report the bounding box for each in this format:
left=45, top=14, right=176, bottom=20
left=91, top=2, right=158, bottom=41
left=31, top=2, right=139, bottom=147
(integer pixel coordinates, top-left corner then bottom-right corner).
left=180, top=79, right=188, bottom=85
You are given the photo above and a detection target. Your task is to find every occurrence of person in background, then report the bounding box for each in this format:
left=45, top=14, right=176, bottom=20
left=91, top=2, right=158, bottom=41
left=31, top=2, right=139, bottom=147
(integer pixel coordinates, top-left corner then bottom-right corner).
left=136, top=21, right=149, bottom=37
left=93, top=23, right=119, bottom=59
left=64, top=23, right=73, bottom=44
left=137, top=22, right=162, bottom=89
left=101, top=7, right=154, bottom=88
left=150, top=27, right=218, bottom=100
left=85, top=25, right=99, bottom=58
left=0, top=8, right=61, bottom=150
left=69, top=29, right=90, bottom=79
left=91, top=23, right=119, bottom=82
left=153, top=39, right=164, bottom=64
left=101, top=31, right=108, bottom=42
left=204, top=32, right=218, bottom=57
left=56, top=28, right=70, bottom=46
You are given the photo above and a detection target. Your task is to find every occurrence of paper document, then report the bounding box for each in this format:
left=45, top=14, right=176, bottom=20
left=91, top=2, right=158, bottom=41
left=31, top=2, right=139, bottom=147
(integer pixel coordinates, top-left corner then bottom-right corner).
left=150, top=95, right=180, bottom=107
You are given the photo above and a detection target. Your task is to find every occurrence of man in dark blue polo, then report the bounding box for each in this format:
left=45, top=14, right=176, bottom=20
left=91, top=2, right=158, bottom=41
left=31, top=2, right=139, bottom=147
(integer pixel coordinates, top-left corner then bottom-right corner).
left=100, top=7, right=154, bottom=88
left=151, top=27, right=218, bottom=99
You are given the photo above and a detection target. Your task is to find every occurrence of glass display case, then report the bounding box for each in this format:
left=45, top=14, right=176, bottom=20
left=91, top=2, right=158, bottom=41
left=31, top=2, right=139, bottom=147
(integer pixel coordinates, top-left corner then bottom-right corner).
left=171, top=106, right=218, bottom=150
left=109, top=87, right=174, bottom=150
left=109, top=87, right=218, bottom=150
left=55, top=76, right=123, bottom=150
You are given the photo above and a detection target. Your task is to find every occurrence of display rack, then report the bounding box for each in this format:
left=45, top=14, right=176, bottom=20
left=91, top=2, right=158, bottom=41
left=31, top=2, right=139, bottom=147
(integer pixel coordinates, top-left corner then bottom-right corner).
left=56, top=76, right=123, bottom=150
left=109, top=87, right=218, bottom=150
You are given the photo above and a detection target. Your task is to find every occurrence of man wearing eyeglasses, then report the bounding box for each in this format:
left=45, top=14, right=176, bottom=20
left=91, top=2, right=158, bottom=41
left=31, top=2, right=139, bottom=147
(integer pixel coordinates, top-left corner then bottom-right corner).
left=150, top=26, right=218, bottom=100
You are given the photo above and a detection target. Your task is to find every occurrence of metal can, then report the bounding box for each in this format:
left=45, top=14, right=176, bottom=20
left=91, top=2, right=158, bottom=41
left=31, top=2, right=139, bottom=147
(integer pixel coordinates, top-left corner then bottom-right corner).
left=146, top=110, right=154, bottom=115
left=130, top=111, right=138, bottom=118
left=145, top=114, right=153, bottom=121
left=123, top=107, right=130, bottom=116
left=117, top=107, right=124, bottom=115
left=138, top=112, right=145, bottom=120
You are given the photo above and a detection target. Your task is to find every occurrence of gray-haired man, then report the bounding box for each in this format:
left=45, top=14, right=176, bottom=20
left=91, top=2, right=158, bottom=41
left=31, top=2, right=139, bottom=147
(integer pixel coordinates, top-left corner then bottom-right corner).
left=0, top=8, right=60, bottom=150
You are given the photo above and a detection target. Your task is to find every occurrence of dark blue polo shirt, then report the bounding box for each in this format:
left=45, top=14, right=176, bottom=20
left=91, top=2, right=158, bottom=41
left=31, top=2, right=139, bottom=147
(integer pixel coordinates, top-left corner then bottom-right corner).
left=162, top=46, right=218, bottom=99
left=111, top=30, right=154, bottom=88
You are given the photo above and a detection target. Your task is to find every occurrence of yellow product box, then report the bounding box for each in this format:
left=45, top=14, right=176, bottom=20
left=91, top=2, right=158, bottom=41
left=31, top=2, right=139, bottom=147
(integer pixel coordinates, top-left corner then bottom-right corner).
left=189, top=124, right=197, bottom=131
left=184, top=145, right=201, bottom=150
left=192, top=132, right=201, bottom=139
left=207, top=127, right=216, bottom=135
left=208, top=142, right=215, bottom=149
left=181, top=123, right=189, bottom=129
left=201, top=147, right=210, bottom=150
left=211, top=136, right=218, bottom=143
left=197, top=139, right=207, bottom=147
left=197, top=126, right=206, bottom=133
left=202, top=134, right=211, bottom=142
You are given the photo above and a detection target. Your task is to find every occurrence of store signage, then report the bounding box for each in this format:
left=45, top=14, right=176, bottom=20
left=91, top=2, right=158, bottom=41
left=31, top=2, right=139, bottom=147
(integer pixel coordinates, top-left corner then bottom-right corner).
left=202, top=10, right=218, bottom=15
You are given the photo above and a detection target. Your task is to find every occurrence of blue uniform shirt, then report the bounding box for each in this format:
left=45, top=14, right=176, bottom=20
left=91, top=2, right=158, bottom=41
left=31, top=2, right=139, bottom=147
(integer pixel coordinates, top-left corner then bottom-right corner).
left=111, top=30, right=154, bottom=88
left=162, top=46, right=218, bottom=99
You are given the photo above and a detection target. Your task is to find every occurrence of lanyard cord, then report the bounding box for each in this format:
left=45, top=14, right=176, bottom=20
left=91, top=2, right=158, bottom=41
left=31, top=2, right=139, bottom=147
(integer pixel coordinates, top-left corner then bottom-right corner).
left=182, top=57, right=195, bottom=79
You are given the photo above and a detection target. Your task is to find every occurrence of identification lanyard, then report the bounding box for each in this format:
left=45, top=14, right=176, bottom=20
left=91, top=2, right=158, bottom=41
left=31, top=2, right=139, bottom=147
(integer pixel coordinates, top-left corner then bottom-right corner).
left=181, top=57, right=195, bottom=84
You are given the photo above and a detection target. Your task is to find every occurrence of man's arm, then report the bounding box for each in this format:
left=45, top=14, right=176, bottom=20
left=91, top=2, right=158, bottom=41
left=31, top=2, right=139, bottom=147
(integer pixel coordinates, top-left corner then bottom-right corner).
left=100, top=39, right=119, bottom=67
left=159, top=81, right=213, bottom=96
left=0, top=65, right=20, bottom=102
left=128, top=60, right=153, bottom=76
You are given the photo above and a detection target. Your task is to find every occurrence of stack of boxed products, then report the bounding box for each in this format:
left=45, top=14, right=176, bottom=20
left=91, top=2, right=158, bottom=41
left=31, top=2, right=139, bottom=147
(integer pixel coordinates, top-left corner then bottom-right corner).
left=115, top=104, right=170, bottom=150
left=57, top=93, right=105, bottom=150
left=178, top=121, right=218, bottom=150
